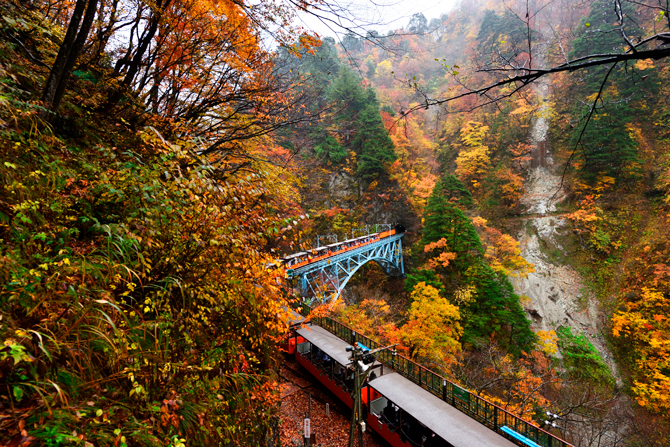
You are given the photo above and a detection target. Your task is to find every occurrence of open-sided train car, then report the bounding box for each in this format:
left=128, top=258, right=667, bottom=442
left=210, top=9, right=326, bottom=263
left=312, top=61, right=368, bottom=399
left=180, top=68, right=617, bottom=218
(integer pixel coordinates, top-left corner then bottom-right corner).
left=276, top=225, right=406, bottom=277
left=289, top=323, right=519, bottom=447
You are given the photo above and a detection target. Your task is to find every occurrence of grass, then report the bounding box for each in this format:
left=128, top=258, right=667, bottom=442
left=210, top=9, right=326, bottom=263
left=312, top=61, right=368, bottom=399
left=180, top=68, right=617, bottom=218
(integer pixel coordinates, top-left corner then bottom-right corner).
left=556, top=326, right=614, bottom=387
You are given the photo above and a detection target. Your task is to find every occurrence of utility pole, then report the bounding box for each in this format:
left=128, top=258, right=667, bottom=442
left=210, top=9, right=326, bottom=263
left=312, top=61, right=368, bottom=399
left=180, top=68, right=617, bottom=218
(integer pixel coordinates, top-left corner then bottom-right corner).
left=347, top=343, right=396, bottom=447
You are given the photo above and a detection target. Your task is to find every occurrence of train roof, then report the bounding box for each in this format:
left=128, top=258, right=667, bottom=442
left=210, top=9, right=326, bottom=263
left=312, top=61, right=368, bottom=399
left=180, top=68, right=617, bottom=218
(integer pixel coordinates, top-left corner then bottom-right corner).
left=282, top=252, right=306, bottom=261
left=295, top=324, right=352, bottom=367
left=369, top=373, right=517, bottom=447
left=282, top=306, right=305, bottom=326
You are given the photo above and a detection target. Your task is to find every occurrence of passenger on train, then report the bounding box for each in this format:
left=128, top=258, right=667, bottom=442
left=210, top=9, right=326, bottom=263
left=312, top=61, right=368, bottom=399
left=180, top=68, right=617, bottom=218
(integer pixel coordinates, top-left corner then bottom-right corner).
left=334, top=365, right=345, bottom=383
left=344, top=368, right=355, bottom=391
left=383, top=401, right=398, bottom=430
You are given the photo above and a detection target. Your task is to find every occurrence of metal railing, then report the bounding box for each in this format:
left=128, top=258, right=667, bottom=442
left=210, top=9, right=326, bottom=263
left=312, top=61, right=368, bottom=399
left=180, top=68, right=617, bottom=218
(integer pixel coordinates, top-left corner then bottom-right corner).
left=296, top=304, right=573, bottom=447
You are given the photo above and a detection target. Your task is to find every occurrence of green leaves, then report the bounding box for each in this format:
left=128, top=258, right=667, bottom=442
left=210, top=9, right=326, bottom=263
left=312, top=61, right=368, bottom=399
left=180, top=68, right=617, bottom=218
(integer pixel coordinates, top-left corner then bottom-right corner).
left=1, top=339, right=31, bottom=365
left=412, top=174, right=535, bottom=353
left=13, top=385, right=23, bottom=401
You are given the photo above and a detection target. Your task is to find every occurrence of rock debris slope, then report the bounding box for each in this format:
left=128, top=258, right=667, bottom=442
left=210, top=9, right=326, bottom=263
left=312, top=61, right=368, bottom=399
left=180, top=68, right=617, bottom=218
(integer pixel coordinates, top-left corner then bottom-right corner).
left=510, top=77, right=622, bottom=384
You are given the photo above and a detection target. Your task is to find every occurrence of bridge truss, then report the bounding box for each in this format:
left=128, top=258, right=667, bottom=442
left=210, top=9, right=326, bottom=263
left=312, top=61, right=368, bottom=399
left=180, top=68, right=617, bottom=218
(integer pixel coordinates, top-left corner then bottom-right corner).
left=287, top=233, right=405, bottom=301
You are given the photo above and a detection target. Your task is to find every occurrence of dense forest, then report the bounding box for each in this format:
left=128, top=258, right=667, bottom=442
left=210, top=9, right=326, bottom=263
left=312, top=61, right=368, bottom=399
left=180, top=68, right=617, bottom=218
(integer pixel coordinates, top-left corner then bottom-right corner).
left=0, top=0, right=669, bottom=445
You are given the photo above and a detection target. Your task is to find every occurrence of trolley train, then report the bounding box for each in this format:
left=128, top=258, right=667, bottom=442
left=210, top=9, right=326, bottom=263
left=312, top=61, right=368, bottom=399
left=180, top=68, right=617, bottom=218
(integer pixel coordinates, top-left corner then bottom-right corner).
left=278, top=225, right=405, bottom=277
left=285, top=318, right=572, bottom=447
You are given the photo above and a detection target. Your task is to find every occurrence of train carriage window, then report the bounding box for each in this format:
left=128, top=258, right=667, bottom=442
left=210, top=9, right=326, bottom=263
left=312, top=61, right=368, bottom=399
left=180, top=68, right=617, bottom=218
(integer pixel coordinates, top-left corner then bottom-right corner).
left=296, top=341, right=310, bottom=355
left=369, top=396, right=388, bottom=418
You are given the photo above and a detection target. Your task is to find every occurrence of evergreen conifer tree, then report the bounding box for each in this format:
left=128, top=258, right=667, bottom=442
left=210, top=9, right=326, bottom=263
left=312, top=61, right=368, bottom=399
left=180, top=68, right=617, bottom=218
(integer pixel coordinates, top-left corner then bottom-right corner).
left=411, top=174, right=535, bottom=353
left=352, top=89, right=397, bottom=179
left=568, top=0, right=648, bottom=182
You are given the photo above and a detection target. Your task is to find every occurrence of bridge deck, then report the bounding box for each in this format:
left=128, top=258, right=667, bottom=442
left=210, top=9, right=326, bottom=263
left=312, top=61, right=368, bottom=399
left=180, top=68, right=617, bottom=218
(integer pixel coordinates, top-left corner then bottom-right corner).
left=289, top=233, right=404, bottom=276
left=369, top=373, right=517, bottom=447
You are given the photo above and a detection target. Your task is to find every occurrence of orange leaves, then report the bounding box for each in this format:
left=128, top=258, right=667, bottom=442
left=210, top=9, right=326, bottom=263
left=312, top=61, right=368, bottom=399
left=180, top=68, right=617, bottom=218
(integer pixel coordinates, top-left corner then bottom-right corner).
left=286, top=33, right=323, bottom=58
left=334, top=298, right=392, bottom=341
left=509, top=142, right=532, bottom=167
left=160, top=399, right=182, bottom=429
left=653, top=263, right=670, bottom=286
left=477, top=221, right=534, bottom=278
left=424, top=238, right=449, bottom=252
left=491, top=166, right=524, bottom=208
left=387, top=116, right=437, bottom=213
left=463, top=344, right=558, bottom=420
left=423, top=238, right=457, bottom=269
left=427, top=252, right=457, bottom=269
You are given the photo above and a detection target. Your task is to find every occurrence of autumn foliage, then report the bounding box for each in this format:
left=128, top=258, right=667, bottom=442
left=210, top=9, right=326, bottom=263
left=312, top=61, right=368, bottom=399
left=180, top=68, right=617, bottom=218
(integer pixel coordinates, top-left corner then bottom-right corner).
left=0, top=0, right=313, bottom=444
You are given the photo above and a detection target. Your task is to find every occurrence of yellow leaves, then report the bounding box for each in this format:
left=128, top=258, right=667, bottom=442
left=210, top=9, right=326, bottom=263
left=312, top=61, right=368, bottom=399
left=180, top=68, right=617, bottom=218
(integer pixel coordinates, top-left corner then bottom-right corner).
left=635, top=59, right=655, bottom=70
left=536, top=330, right=559, bottom=356
left=455, top=121, right=490, bottom=187
left=374, top=60, right=393, bottom=81
left=452, top=285, right=476, bottom=305
left=612, top=287, right=670, bottom=413
left=632, top=376, right=670, bottom=413
left=585, top=92, right=600, bottom=103
left=509, top=97, right=536, bottom=116
left=400, top=282, right=462, bottom=363
left=460, top=121, right=489, bottom=147
left=611, top=314, right=629, bottom=338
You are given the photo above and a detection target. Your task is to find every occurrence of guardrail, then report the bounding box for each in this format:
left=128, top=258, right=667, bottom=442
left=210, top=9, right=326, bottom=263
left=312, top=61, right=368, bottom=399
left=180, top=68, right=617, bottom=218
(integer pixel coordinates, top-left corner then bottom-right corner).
left=296, top=304, right=573, bottom=447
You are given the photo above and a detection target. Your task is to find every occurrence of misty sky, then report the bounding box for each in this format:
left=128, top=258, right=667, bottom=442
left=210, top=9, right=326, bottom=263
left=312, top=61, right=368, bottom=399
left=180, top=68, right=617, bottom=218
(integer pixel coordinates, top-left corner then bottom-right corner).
left=296, top=0, right=461, bottom=38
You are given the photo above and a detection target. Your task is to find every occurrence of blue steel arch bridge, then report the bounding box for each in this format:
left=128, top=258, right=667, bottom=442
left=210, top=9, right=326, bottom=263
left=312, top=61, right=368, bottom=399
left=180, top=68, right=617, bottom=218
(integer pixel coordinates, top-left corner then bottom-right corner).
left=279, top=225, right=405, bottom=301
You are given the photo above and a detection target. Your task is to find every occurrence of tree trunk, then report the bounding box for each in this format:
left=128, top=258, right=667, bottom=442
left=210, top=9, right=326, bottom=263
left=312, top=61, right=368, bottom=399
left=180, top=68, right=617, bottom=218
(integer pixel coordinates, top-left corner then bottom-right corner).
left=42, top=0, right=87, bottom=110
left=103, top=0, right=170, bottom=109
left=42, top=0, right=99, bottom=114
left=50, top=0, right=99, bottom=112
left=121, top=0, right=170, bottom=88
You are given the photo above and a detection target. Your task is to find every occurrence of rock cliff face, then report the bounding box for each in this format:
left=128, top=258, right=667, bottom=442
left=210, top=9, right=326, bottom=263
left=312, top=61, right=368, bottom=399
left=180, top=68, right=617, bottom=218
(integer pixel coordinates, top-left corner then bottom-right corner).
left=326, top=171, right=361, bottom=208
left=511, top=76, right=622, bottom=383
left=300, top=163, right=418, bottom=242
